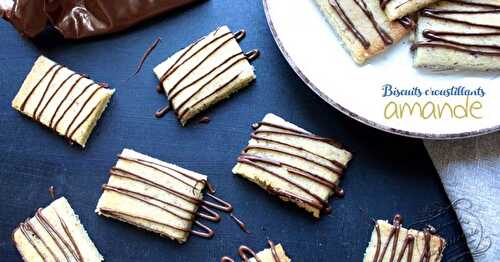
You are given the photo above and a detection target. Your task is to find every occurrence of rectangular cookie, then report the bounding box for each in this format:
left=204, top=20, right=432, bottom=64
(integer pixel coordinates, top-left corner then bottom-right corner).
left=413, top=0, right=500, bottom=71
left=153, top=25, right=258, bottom=125
left=221, top=241, right=291, bottom=262
left=314, top=0, right=411, bottom=64
left=232, top=113, right=352, bottom=218
left=382, top=0, right=439, bottom=21
left=11, top=56, right=114, bottom=147
left=12, top=197, right=103, bottom=262
left=95, top=148, right=210, bottom=243
left=363, top=215, right=446, bottom=262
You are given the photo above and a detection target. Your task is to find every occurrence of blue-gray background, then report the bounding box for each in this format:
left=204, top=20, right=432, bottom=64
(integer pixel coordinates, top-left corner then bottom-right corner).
left=0, top=1, right=471, bottom=261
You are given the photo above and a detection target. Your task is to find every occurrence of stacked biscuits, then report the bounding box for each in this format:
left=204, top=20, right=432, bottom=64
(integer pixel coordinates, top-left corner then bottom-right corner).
left=314, top=0, right=500, bottom=71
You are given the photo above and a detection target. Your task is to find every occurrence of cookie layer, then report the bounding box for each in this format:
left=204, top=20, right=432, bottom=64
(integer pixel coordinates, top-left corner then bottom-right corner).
left=12, top=197, right=103, bottom=262
left=153, top=25, right=257, bottom=125
left=363, top=216, right=446, bottom=262
left=11, top=56, right=114, bottom=147
left=95, top=149, right=210, bottom=243
left=314, top=0, right=411, bottom=64
left=413, top=0, right=500, bottom=71
left=382, top=0, right=439, bottom=20
left=232, top=113, right=352, bottom=218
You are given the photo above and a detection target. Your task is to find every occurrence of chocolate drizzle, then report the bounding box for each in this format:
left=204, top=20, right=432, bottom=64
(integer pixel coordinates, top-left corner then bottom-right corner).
left=16, top=207, right=85, bottom=261
left=102, top=153, right=248, bottom=240
left=221, top=240, right=282, bottom=262
left=413, top=1, right=500, bottom=56
left=132, top=37, right=161, bottom=77
left=330, top=0, right=398, bottom=50
left=20, top=64, right=60, bottom=111
left=17, top=61, right=111, bottom=144
left=329, top=0, right=370, bottom=49
left=155, top=28, right=259, bottom=121
left=371, top=214, right=445, bottom=262
left=237, top=120, right=348, bottom=214
left=353, top=0, right=393, bottom=45
left=420, top=7, right=500, bottom=30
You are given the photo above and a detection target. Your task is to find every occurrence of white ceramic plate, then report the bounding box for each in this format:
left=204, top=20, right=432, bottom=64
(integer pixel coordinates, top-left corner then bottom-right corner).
left=263, top=0, right=500, bottom=139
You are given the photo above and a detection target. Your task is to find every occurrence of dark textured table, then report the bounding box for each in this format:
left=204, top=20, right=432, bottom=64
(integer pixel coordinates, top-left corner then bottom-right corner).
left=0, top=1, right=471, bottom=261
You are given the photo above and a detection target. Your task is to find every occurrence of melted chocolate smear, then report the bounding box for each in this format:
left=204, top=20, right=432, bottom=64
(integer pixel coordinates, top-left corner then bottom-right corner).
left=230, top=213, right=250, bottom=234
left=131, top=37, right=161, bottom=77
left=206, top=181, right=216, bottom=194
left=234, top=30, right=246, bottom=41
left=156, top=83, right=164, bottom=93
left=245, top=49, right=260, bottom=62
left=197, top=205, right=221, bottom=222
left=191, top=220, right=215, bottom=239
left=48, top=186, right=56, bottom=200
left=203, top=193, right=234, bottom=213
left=155, top=104, right=171, bottom=118
left=198, top=116, right=211, bottom=124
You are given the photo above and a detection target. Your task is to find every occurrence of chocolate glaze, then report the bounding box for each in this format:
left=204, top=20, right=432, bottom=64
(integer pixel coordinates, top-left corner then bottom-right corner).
left=177, top=72, right=242, bottom=120
left=197, top=205, right=221, bottom=222
left=65, top=85, right=105, bottom=139
left=52, top=82, right=93, bottom=129
left=237, top=155, right=329, bottom=212
left=118, top=154, right=207, bottom=188
left=32, top=69, right=71, bottom=121
left=236, top=120, right=350, bottom=214
left=244, top=145, right=343, bottom=177
left=35, top=209, right=81, bottom=261
left=420, top=30, right=500, bottom=52
left=37, top=73, right=79, bottom=122
left=329, top=0, right=371, bottom=49
left=54, top=210, right=83, bottom=262
left=17, top=221, right=46, bottom=260
left=450, top=0, right=500, bottom=8
left=155, top=104, right=171, bottom=118
left=48, top=186, right=56, bottom=200
left=155, top=28, right=259, bottom=120
left=18, top=61, right=111, bottom=144
left=398, top=16, right=416, bottom=29
left=230, top=213, right=250, bottom=234
left=110, top=168, right=202, bottom=204
left=22, top=220, right=58, bottom=260
left=160, top=31, right=234, bottom=91
left=203, top=192, right=234, bottom=213
left=102, top=184, right=195, bottom=221
left=198, top=116, right=211, bottom=124
left=420, top=7, right=500, bottom=30
left=371, top=214, right=445, bottom=262
left=252, top=121, right=343, bottom=149
left=380, top=0, right=391, bottom=10
left=411, top=42, right=500, bottom=56
left=49, top=77, right=87, bottom=128
left=353, top=0, right=393, bottom=45
left=245, top=49, right=261, bottom=61
left=107, top=154, right=247, bottom=239
left=221, top=240, right=282, bottom=262
left=413, top=2, right=500, bottom=57
left=132, top=37, right=162, bottom=77
left=20, top=64, right=60, bottom=111
left=170, top=52, right=245, bottom=103
left=249, top=133, right=345, bottom=173
left=16, top=206, right=85, bottom=261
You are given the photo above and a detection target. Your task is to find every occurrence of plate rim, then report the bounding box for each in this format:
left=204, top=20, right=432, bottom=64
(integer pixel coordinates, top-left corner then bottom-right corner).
left=262, top=0, right=500, bottom=140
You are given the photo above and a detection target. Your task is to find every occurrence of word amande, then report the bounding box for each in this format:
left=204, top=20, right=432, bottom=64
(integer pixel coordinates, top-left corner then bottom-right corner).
left=384, top=96, right=482, bottom=120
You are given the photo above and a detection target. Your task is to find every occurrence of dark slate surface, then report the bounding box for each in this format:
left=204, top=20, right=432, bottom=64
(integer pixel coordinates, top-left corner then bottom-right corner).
left=0, top=0, right=471, bottom=261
